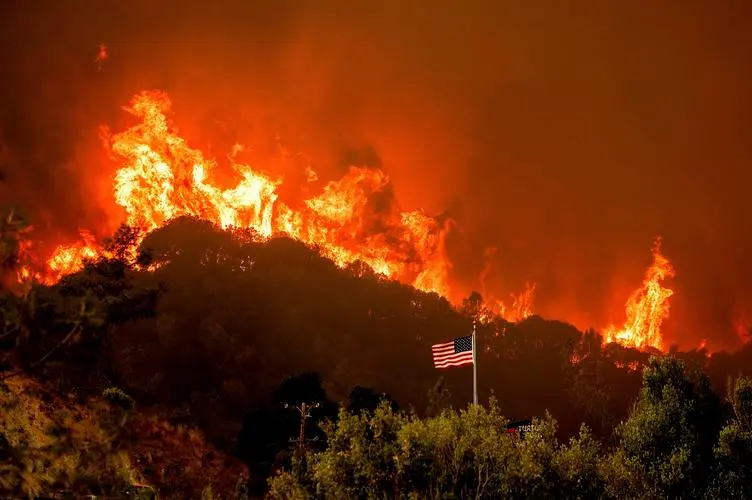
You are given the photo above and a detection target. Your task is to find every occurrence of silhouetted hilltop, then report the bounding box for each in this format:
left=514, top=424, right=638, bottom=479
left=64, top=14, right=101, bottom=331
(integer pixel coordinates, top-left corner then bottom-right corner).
left=3, top=215, right=752, bottom=497
left=105, top=217, right=752, bottom=443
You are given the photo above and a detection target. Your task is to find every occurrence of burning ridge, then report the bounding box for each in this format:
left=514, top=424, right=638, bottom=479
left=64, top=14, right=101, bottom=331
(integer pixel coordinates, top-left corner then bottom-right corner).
left=13, top=90, right=685, bottom=353
left=17, top=91, right=531, bottom=321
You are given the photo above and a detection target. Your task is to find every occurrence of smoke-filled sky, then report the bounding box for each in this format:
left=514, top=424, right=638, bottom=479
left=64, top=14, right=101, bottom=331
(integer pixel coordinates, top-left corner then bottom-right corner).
left=1, top=0, right=751, bottom=350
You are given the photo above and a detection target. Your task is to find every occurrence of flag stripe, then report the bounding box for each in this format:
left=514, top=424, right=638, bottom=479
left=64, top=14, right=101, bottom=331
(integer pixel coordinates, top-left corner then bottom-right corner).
left=434, top=353, right=473, bottom=368
left=433, top=350, right=468, bottom=362
left=432, top=347, right=456, bottom=356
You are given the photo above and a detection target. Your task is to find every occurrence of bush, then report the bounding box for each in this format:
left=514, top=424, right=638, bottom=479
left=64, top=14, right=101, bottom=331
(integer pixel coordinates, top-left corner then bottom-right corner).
left=267, top=358, right=749, bottom=499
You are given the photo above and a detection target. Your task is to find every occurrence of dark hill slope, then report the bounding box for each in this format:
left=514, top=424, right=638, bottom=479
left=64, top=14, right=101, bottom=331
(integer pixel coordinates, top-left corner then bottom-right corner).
left=105, top=217, right=752, bottom=449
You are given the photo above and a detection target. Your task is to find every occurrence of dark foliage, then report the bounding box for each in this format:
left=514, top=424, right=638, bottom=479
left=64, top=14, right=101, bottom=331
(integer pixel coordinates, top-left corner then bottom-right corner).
left=1, top=213, right=752, bottom=497
left=347, top=386, right=399, bottom=415
left=1, top=221, right=160, bottom=392
left=268, top=360, right=752, bottom=499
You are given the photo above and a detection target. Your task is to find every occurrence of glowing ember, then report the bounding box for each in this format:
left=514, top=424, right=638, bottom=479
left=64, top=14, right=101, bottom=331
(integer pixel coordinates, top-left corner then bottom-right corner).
left=603, top=238, right=674, bottom=350
left=614, top=360, right=641, bottom=372
left=95, top=43, right=108, bottom=70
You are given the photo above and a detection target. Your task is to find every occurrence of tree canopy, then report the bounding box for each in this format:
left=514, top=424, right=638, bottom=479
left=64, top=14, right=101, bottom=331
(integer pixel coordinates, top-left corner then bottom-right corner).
left=268, top=358, right=752, bottom=499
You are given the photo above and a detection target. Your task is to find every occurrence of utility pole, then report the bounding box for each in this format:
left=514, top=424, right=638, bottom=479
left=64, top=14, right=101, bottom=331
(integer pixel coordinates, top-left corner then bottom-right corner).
left=284, top=401, right=321, bottom=457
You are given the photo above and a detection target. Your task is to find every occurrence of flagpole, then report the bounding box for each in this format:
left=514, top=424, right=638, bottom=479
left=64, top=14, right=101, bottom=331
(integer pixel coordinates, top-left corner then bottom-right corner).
left=472, top=319, right=478, bottom=406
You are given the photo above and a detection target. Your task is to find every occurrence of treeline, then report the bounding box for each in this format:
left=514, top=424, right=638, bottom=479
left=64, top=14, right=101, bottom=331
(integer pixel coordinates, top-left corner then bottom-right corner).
left=267, top=357, right=752, bottom=499
left=2, top=213, right=752, bottom=497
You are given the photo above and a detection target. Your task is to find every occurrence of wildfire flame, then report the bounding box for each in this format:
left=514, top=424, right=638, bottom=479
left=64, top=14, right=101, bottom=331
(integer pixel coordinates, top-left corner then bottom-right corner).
left=46, top=231, right=101, bottom=279
left=12, top=89, right=707, bottom=352
left=11, top=90, right=712, bottom=353
left=18, top=90, right=532, bottom=320
left=603, top=238, right=675, bottom=350
left=484, top=282, right=536, bottom=324
left=477, top=247, right=535, bottom=324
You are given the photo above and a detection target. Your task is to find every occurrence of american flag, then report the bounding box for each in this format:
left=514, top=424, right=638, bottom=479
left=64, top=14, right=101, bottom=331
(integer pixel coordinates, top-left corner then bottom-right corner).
left=432, top=335, right=474, bottom=368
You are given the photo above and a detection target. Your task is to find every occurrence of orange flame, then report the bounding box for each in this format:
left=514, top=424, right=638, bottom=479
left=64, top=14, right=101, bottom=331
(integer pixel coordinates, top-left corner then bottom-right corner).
left=19, top=232, right=104, bottom=285
left=14, top=92, right=713, bottom=351
left=483, top=282, right=536, bottom=323
left=603, top=238, right=674, bottom=350
left=47, top=233, right=102, bottom=278
left=21, top=91, right=493, bottom=306
left=477, top=247, right=536, bottom=323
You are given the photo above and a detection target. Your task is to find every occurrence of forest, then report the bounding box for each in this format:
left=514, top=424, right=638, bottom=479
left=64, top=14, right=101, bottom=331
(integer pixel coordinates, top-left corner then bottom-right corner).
left=1, top=213, right=751, bottom=499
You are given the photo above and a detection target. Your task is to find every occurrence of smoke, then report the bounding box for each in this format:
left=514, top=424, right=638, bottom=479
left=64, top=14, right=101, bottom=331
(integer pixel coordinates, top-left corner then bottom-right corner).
left=2, top=0, right=752, bottom=350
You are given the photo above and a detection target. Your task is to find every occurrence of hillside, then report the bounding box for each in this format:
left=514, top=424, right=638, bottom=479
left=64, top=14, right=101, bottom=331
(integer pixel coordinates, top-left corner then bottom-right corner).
left=113, top=217, right=751, bottom=435
left=2, top=216, right=752, bottom=497
left=0, top=374, right=247, bottom=498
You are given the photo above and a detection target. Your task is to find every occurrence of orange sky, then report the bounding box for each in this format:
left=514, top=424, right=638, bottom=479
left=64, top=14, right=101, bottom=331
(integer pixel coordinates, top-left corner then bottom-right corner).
left=1, top=0, right=751, bottom=351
